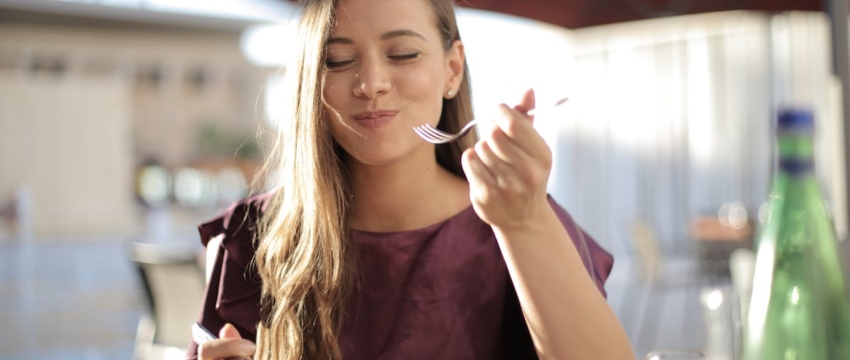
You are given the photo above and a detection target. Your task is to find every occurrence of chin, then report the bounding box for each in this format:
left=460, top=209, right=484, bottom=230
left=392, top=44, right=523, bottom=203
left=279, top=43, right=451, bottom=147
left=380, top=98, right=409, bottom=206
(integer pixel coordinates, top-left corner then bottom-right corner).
left=336, top=132, right=430, bottom=167
left=342, top=143, right=415, bottom=167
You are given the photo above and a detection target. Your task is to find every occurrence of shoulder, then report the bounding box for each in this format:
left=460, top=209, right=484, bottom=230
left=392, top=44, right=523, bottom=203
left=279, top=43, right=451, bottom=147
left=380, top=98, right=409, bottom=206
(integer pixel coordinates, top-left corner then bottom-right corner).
left=194, top=193, right=270, bottom=343
left=198, top=192, right=273, bottom=267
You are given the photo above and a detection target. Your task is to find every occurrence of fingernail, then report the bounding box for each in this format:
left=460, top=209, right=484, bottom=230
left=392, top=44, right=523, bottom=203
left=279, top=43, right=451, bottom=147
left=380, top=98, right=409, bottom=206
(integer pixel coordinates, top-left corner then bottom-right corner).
left=242, top=342, right=257, bottom=353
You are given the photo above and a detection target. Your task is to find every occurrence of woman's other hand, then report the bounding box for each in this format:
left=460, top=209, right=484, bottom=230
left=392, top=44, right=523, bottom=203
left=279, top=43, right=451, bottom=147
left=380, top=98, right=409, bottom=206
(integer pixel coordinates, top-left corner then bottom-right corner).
left=198, top=323, right=256, bottom=360
left=462, top=88, right=553, bottom=232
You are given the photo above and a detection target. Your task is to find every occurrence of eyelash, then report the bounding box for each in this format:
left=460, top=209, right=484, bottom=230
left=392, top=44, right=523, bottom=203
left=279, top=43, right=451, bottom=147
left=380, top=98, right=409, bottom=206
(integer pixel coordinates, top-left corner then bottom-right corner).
left=324, top=52, right=421, bottom=70
left=325, top=60, right=354, bottom=69
left=389, top=53, right=420, bottom=61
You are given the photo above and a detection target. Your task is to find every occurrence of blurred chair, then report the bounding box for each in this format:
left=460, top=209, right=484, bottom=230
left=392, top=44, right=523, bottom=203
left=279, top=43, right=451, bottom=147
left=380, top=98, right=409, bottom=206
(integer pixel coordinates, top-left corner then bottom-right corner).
left=130, top=240, right=205, bottom=360
left=0, top=186, right=33, bottom=240
left=0, top=194, right=17, bottom=240
left=689, top=215, right=754, bottom=281
left=621, top=219, right=703, bottom=356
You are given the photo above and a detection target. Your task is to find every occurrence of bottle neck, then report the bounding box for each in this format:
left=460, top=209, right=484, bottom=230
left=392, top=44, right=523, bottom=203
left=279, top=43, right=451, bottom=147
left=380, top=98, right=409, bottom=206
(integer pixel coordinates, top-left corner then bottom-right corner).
left=778, top=131, right=814, bottom=159
left=777, top=131, right=814, bottom=175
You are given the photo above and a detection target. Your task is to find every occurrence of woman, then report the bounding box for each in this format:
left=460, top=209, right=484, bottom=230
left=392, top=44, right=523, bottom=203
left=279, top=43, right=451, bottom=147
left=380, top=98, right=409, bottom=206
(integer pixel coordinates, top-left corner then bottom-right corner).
left=189, top=0, right=632, bottom=359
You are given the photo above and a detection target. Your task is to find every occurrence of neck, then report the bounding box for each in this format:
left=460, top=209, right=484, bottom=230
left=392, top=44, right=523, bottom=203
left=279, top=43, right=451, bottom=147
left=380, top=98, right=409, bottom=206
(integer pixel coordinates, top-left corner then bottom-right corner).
left=346, top=147, right=470, bottom=232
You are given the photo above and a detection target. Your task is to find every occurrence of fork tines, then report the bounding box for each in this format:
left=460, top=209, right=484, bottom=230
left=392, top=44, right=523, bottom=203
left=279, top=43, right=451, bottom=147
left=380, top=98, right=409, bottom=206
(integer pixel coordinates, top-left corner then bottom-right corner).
left=413, top=125, right=454, bottom=144
left=413, top=95, right=569, bottom=144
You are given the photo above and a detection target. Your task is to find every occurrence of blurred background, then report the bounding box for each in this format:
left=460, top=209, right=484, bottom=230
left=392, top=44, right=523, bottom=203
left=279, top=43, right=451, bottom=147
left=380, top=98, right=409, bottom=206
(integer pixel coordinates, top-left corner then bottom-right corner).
left=1, top=0, right=848, bottom=359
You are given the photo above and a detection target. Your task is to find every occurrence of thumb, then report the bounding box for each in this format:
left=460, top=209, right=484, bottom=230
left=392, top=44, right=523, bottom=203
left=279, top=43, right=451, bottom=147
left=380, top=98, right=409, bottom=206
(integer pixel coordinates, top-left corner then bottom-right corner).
left=219, top=323, right=243, bottom=339
left=512, top=88, right=536, bottom=121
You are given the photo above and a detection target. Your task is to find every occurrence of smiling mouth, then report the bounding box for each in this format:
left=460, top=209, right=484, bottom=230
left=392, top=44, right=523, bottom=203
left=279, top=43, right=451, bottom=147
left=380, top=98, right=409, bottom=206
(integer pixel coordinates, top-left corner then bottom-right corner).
left=352, top=110, right=398, bottom=129
left=353, top=110, right=398, bottom=120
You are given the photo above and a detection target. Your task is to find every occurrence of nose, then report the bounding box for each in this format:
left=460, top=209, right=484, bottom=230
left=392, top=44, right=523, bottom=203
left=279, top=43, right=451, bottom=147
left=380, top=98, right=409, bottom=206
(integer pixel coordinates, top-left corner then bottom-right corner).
left=353, top=58, right=391, bottom=99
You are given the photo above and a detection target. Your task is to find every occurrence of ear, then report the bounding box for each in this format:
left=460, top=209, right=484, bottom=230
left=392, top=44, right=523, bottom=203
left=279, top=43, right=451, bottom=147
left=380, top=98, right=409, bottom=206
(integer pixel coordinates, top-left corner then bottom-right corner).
left=444, top=40, right=465, bottom=99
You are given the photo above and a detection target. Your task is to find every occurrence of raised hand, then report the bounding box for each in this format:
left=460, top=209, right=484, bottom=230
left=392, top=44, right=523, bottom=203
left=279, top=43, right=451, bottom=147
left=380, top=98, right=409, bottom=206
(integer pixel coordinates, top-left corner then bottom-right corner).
left=462, top=88, right=553, bottom=232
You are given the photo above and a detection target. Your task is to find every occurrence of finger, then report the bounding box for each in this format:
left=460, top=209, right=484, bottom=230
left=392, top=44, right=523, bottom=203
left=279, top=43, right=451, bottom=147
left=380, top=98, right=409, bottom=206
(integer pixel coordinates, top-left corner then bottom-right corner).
left=483, top=125, right=533, bottom=167
left=219, top=323, right=243, bottom=339
left=494, top=104, right=549, bottom=157
left=512, top=88, right=536, bottom=121
left=462, top=148, right=496, bottom=187
left=474, top=140, right=514, bottom=181
left=198, top=338, right=256, bottom=360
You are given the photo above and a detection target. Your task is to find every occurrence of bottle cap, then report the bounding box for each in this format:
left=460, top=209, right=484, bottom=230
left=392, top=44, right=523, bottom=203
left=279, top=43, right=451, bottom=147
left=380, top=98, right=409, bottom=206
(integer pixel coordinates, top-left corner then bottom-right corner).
left=777, top=108, right=814, bottom=132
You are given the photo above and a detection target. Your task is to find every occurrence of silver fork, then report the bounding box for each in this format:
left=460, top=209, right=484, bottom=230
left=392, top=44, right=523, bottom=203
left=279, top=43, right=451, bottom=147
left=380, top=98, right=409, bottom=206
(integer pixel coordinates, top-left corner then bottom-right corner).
left=413, top=97, right=569, bottom=144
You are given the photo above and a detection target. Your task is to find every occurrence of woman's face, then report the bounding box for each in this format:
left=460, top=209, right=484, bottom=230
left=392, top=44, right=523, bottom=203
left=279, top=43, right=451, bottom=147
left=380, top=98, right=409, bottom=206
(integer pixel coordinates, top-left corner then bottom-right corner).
left=322, top=0, right=463, bottom=167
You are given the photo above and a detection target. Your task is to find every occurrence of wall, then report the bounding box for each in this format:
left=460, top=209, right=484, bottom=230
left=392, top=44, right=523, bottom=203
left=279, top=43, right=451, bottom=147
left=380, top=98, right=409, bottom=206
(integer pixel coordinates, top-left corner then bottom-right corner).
left=0, top=23, right=268, bottom=237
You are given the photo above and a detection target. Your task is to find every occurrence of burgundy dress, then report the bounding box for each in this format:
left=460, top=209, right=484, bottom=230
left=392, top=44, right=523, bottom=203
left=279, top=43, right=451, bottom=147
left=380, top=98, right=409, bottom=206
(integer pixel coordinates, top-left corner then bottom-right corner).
left=186, top=193, right=614, bottom=360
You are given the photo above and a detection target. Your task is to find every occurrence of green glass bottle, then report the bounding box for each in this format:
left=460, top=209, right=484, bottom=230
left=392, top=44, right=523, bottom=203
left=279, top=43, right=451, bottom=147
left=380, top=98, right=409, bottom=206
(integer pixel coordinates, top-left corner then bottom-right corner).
left=743, top=109, right=850, bottom=360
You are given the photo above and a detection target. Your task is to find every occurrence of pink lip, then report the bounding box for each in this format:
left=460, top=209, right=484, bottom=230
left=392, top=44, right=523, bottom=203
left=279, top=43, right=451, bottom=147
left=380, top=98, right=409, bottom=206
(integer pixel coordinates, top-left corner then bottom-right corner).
left=352, top=110, right=398, bottom=129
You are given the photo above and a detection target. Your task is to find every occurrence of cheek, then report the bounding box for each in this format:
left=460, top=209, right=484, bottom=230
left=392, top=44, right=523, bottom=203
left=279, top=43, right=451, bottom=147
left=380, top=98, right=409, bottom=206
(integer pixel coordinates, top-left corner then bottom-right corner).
left=322, top=87, right=343, bottom=134
left=322, top=73, right=355, bottom=107
left=327, top=117, right=344, bottom=143
left=326, top=114, right=353, bottom=155
left=323, top=82, right=343, bottom=107
left=324, top=84, right=336, bottom=97
left=398, top=64, right=444, bottom=97
left=395, top=68, right=445, bottom=124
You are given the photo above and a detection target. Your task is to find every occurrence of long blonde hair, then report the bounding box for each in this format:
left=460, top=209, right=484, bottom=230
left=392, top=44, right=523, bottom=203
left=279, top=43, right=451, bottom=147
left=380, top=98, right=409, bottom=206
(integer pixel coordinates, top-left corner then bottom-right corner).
left=253, top=0, right=475, bottom=359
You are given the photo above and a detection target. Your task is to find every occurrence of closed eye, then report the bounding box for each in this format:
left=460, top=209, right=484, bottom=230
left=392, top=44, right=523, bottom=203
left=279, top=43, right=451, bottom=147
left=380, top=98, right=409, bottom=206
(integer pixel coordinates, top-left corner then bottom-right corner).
left=390, top=53, right=420, bottom=61
left=325, top=59, right=355, bottom=70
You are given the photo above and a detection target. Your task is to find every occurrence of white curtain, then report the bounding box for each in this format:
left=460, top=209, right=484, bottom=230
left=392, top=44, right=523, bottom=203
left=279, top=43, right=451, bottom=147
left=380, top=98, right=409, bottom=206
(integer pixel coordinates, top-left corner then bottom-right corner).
left=543, top=11, right=844, bottom=256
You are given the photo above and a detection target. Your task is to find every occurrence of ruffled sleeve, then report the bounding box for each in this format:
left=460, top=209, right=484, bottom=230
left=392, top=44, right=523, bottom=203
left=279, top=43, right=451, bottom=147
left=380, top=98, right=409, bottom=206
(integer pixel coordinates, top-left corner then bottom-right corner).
left=185, top=192, right=272, bottom=359
left=548, top=196, right=614, bottom=298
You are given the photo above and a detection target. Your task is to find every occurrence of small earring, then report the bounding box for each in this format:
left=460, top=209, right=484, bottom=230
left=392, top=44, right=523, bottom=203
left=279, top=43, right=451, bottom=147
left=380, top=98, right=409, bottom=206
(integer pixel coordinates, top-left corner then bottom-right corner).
left=446, top=89, right=455, bottom=97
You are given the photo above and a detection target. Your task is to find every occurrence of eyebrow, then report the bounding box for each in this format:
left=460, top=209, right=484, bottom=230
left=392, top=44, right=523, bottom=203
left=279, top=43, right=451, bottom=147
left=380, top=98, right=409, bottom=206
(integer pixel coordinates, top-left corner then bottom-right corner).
left=381, top=29, right=426, bottom=41
left=326, top=29, right=426, bottom=45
